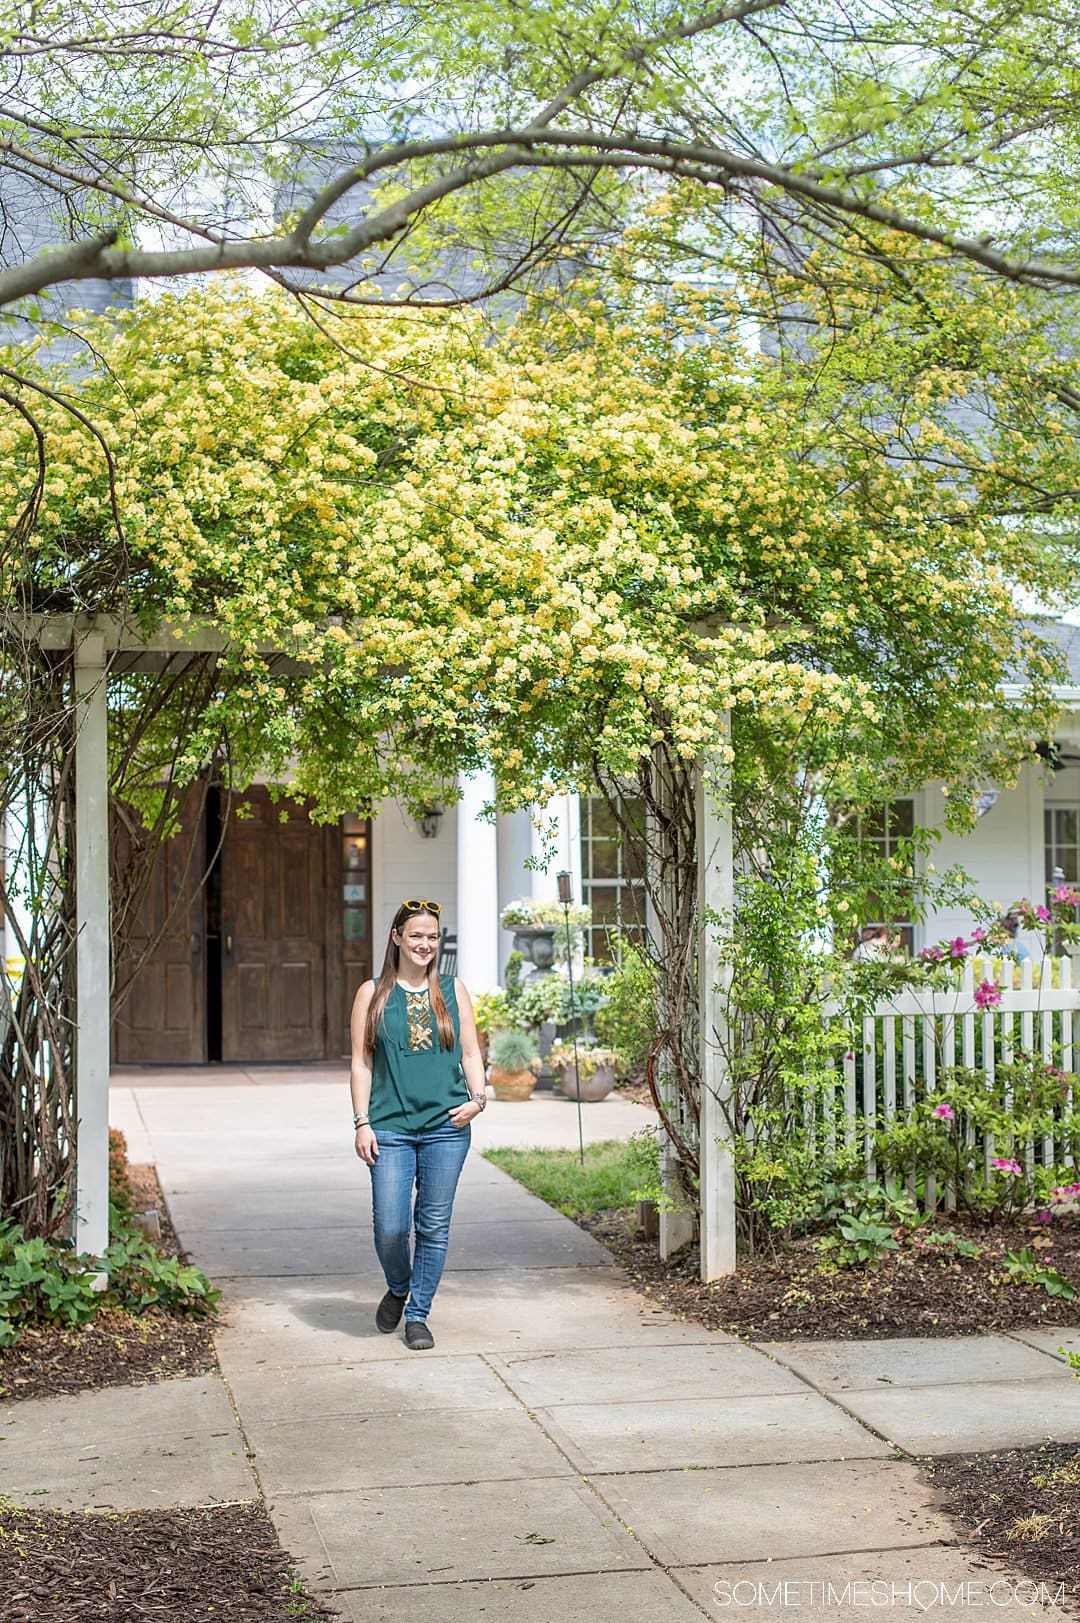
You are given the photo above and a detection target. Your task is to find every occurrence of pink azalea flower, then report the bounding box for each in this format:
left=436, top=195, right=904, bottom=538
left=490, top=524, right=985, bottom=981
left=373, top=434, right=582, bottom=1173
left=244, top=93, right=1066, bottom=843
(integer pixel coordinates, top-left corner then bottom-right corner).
left=970, top=925, right=988, bottom=943
left=990, top=1157, right=1023, bottom=1175
left=1035, top=904, right=1051, bottom=924
left=948, top=936, right=969, bottom=958
left=974, top=979, right=1002, bottom=1009
left=1052, top=884, right=1080, bottom=906
left=1034, top=1210, right=1053, bottom=1223
left=932, top=1102, right=955, bottom=1121
left=919, top=945, right=945, bottom=962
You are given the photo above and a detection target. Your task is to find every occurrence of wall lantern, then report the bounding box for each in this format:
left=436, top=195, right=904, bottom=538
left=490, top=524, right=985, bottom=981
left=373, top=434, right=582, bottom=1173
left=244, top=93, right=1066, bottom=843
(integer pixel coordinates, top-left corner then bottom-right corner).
left=417, top=807, right=443, bottom=840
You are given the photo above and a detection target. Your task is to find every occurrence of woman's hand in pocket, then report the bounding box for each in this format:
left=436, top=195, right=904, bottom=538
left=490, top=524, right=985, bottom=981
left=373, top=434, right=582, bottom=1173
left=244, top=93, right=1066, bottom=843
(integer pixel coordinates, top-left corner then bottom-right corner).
left=355, top=1125, right=378, bottom=1165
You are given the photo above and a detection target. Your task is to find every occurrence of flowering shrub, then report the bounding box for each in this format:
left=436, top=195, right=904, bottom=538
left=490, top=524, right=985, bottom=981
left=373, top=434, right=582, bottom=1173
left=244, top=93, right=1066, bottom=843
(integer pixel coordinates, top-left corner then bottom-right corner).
left=470, top=989, right=517, bottom=1035
left=874, top=1060, right=1079, bottom=1221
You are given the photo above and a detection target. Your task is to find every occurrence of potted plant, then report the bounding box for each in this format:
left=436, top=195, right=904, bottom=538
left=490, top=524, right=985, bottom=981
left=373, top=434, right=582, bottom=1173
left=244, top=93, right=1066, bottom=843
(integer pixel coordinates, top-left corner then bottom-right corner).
left=471, top=988, right=515, bottom=1064
left=547, top=1041, right=620, bottom=1102
left=487, top=1029, right=541, bottom=1101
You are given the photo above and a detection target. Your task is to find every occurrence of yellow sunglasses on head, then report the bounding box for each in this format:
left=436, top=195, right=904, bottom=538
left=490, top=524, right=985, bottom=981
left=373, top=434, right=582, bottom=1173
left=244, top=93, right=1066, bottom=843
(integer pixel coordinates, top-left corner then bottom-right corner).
left=401, top=898, right=442, bottom=915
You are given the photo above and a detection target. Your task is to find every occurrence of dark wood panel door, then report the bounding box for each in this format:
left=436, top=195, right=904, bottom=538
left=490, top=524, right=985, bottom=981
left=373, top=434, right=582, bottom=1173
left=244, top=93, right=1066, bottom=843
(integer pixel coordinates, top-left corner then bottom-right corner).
left=112, top=789, right=207, bottom=1065
left=220, top=790, right=329, bottom=1061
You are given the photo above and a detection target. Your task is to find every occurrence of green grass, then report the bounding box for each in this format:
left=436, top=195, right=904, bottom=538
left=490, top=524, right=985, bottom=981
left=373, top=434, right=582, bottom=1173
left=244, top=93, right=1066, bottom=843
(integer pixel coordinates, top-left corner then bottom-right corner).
left=483, top=1137, right=654, bottom=1217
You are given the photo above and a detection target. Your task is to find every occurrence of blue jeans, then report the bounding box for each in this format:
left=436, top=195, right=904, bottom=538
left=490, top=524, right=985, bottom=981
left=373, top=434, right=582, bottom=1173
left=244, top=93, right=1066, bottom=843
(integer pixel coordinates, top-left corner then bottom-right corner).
left=368, top=1120, right=471, bottom=1322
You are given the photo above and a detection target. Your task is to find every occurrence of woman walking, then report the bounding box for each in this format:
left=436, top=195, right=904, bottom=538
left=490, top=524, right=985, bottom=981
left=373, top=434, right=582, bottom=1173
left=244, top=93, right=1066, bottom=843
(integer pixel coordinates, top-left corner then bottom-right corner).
left=350, top=900, right=488, bottom=1350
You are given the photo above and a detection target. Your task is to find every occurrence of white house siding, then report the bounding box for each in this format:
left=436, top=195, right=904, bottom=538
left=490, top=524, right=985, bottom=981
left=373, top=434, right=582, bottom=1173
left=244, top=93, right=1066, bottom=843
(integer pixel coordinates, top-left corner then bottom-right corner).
left=371, top=797, right=579, bottom=986
left=372, top=800, right=458, bottom=955
left=919, top=764, right=1047, bottom=954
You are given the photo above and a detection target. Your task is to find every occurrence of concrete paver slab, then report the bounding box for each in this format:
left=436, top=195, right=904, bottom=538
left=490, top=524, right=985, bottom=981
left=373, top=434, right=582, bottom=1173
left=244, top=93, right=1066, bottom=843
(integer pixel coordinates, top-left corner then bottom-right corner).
left=1007, top=1327, right=1080, bottom=1365
left=248, top=1404, right=568, bottom=1494
left=168, top=1195, right=373, bottom=1233
left=162, top=1164, right=367, bottom=1195
left=835, top=1377, right=1080, bottom=1453
left=675, top=1548, right=1039, bottom=1620
left=332, top=1570, right=706, bottom=1623
left=489, top=1343, right=806, bottom=1407
left=761, top=1335, right=1070, bottom=1391
left=534, top=1393, right=887, bottom=1473
left=0, top=1377, right=254, bottom=1511
left=597, top=1459, right=953, bottom=1566
left=226, top=1354, right=514, bottom=1420
left=270, top=1477, right=649, bottom=1588
left=188, top=1228, right=380, bottom=1279
left=444, top=1218, right=612, bottom=1270
left=214, top=1269, right=720, bottom=1374
left=0, top=1374, right=240, bottom=1452
left=472, top=1098, right=657, bottom=1151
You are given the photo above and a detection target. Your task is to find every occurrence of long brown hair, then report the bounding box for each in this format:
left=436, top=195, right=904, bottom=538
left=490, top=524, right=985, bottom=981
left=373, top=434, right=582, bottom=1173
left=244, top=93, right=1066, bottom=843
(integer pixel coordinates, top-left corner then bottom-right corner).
left=364, top=903, right=456, bottom=1055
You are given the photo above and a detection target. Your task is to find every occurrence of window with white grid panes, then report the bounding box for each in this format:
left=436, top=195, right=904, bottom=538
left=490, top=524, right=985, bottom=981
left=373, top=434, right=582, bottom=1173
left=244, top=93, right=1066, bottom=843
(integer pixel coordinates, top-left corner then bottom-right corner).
left=857, top=799, right=915, bottom=954
left=1044, top=804, right=1080, bottom=952
left=1046, top=805, right=1080, bottom=887
left=580, top=795, right=646, bottom=963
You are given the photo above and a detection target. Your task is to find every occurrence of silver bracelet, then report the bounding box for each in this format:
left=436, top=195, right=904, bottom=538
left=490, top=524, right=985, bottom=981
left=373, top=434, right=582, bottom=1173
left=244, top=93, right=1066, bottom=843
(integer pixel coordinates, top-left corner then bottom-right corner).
left=353, top=1113, right=370, bottom=1128
left=469, top=1092, right=487, bottom=1112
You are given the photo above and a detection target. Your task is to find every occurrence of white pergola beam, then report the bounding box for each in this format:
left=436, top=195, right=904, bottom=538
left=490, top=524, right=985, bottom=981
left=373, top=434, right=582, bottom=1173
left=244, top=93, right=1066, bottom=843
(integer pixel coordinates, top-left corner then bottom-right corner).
left=696, top=738, right=737, bottom=1281
left=74, top=632, right=111, bottom=1271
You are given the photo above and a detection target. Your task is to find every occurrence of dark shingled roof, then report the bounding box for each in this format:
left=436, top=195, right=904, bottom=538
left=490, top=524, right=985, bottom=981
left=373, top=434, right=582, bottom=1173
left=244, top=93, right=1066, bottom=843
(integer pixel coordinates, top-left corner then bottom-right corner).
left=1025, top=618, right=1080, bottom=687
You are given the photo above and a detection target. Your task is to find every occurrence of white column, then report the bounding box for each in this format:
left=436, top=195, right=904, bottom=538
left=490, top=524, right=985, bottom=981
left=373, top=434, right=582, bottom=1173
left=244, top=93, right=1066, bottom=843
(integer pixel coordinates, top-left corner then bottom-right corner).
left=696, top=735, right=737, bottom=1280
left=456, top=770, right=500, bottom=990
left=74, top=632, right=110, bottom=1271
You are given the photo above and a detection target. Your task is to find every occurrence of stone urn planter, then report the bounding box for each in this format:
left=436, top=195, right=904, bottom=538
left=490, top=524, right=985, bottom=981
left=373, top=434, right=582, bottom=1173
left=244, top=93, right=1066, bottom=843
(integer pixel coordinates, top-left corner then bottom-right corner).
left=548, top=1042, right=619, bottom=1102
left=557, top=1062, right=617, bottom=1102
left=510, top=924, right=557, bottom=971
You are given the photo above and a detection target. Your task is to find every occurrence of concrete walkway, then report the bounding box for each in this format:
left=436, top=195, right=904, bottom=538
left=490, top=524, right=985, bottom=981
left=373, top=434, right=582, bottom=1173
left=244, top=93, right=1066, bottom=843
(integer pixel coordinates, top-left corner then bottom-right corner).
left=2, top=1073, right=1078, bottom=1621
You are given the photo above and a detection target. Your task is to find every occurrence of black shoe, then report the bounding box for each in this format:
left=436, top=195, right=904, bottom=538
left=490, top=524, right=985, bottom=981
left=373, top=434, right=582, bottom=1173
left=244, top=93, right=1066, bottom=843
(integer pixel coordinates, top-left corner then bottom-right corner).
left=404, top=1320, right=434, bottom=1351
left=376, top=1289, right=407, bottom=1334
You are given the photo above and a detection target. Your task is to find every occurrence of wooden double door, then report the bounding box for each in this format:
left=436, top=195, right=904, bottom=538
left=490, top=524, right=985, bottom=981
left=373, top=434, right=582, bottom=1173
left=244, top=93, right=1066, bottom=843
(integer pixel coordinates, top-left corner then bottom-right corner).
left=113, top=788, right=347, bottom=1065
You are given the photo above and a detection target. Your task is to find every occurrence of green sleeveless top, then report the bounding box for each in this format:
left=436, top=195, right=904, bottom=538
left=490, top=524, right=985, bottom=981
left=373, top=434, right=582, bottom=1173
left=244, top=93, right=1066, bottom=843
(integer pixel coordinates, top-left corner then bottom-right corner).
left=369, top=974, right=470, bottom=1132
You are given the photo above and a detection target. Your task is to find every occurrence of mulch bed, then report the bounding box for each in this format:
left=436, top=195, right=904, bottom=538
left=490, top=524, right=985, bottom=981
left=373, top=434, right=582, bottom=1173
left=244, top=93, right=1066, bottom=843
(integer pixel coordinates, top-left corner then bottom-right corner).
left=576, top=1209, right=1080, bottom=1339
left=923, top=1443, right=1080, bottom=1604
left=0, top=1165, right=218, bottom=1404
left=0, top=1502, right=338, bottom=1622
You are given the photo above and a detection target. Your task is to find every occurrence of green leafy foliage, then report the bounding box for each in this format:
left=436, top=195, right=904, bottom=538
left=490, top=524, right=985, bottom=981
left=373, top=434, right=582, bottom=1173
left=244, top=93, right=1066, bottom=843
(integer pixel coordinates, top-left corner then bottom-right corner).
left=874, top=1061, right=1080, bottom=1222
left=0, top=1214, right=220, bottom=1348
left=488, top=1028, right=538, bottom=1072
left=593, top=942, right=658, bottom=1075
left=1001, top=1248, right=1076, bottom=1300
left=817, top=1216, right=899, bottom=1268
left=102, top=1232, right=222, bottom=1317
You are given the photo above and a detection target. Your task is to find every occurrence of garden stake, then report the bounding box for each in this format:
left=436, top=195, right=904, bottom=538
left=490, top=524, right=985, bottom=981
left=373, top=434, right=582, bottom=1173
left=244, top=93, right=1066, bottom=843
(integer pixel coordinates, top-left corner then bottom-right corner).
left=557, top=870, right=586, bottom=1167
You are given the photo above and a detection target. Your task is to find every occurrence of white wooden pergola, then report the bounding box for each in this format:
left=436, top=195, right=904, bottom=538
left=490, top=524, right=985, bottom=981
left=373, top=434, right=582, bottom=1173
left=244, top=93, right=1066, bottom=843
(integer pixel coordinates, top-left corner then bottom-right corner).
left=43, top=614, right=738, bottom=1281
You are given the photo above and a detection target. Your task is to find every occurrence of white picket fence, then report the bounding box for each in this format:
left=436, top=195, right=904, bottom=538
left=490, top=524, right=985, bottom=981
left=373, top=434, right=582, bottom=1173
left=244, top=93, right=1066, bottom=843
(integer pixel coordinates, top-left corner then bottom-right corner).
left=819, top=956, right=1080, bottom=1208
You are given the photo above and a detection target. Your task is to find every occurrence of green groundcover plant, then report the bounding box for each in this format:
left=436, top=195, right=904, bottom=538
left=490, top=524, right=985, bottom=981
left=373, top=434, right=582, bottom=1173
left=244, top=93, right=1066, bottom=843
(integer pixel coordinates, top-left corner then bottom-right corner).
left=0, top=1211, right=220, bottom=1348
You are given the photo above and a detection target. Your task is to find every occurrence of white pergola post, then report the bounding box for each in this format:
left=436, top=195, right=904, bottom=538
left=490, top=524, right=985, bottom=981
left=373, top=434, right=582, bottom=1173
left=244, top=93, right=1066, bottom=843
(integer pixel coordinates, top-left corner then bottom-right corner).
left=74, top=633, right=110, bottom=1268
left=696, top=738, right=737, bottom=1281
left=644, top=752, right=696, bottom=1258
left=456, top=769, right=500, bottom=991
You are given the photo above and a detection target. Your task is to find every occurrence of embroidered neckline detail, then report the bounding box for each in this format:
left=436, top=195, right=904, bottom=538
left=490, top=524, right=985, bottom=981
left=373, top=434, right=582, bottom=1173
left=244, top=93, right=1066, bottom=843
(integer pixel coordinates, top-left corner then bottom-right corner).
left=405, top=987, right=433, bottom=1051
